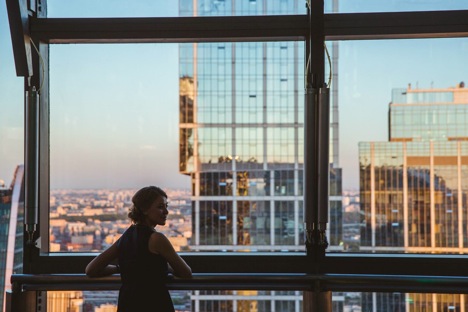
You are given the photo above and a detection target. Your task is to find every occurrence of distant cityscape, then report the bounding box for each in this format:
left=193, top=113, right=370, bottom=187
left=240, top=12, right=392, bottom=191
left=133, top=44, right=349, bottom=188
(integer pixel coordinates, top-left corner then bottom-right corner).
left=44, top=187, right=361, bottom=311
left=48, top=187, right=360, bottom=254
left=49, top=188, right=193, bottom=253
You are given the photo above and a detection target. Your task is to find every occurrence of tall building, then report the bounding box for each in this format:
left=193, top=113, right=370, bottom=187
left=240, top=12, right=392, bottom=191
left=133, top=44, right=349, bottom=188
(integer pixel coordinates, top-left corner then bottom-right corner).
left=179, top=0, right=342, bottom=310
left=0, top=165, right=24, bottom=311
left=359, top=82, right=468, bottom=310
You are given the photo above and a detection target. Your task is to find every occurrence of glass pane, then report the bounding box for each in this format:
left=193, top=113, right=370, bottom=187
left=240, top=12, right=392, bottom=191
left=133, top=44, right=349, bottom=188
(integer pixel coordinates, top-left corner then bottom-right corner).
left=179, top=41, right=305, bottom=252
left=325, top=0, right=468, bottom=13
left=50, top=43, right=191, bottom=252
left=49, top=38, right=307, bottom=253
left=333, top=38, right=468, bottom=254
left=47, top=0, right=306, bottom=18
left=0, top=0, right=23, bottom=190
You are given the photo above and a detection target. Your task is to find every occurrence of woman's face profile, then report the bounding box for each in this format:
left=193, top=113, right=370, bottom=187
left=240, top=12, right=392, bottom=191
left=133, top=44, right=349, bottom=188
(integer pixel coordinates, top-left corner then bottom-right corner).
left=145, top=197, right=169, bottom=227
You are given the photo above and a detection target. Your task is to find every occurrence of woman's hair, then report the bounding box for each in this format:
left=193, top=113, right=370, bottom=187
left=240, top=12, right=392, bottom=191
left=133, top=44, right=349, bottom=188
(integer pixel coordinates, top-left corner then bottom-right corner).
left=128, top=186, right=167, bottom=224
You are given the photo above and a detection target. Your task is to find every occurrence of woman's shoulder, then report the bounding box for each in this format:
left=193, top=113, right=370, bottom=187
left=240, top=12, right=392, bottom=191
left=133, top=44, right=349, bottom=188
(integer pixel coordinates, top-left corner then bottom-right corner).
left=148, top=231, right=171, bottom=253
left=149, top=231, right=168, bottom=242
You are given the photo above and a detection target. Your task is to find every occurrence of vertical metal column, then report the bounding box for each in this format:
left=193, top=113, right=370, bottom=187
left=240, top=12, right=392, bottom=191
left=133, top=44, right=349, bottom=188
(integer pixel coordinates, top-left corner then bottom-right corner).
left=304, top=0, right=329, bottom=261
left=303, top=0, right=331, bottom=310
left=8, top=283, right=36, bottom=312
left=25, top=87, right=39, bottom=248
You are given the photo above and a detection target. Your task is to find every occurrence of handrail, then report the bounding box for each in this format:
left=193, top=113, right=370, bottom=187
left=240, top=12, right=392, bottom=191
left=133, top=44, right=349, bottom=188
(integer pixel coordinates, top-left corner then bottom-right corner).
left=11, top=273, right=468, bottom=294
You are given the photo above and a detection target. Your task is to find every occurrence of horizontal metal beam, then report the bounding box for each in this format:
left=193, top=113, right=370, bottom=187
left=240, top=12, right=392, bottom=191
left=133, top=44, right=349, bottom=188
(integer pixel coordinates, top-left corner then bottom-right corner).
left=12, top=273, right=468, bottom=294
left=325, top=10, right=468, bottom=40
left=30, top=15, right=308, bottom=43
left=30, top=10, right=468, bottom=43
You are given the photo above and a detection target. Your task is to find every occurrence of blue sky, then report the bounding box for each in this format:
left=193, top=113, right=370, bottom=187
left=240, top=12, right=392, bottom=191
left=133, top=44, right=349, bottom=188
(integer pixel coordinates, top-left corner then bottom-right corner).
left=1, top=1, right=467, bottom=190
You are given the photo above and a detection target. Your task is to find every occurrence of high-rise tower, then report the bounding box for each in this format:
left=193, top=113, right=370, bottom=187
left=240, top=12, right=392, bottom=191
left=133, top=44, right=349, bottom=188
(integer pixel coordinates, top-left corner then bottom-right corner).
left=359, top=82, right=468, bottom=311
left=0, top=165, right=24, bottom=311
left=179, top=0, right=342, bottom=253
left=179, top=0, right=343, bottom=310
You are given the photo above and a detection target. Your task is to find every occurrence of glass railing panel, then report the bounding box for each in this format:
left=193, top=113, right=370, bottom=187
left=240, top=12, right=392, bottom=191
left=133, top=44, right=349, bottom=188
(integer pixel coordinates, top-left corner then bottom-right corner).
left=46, top=290, right=302, bottom=312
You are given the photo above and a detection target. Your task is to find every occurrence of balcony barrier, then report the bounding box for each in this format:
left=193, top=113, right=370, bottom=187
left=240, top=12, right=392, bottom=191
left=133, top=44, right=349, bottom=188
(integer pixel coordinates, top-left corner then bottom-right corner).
left=7, top=273, right=468, bottom=311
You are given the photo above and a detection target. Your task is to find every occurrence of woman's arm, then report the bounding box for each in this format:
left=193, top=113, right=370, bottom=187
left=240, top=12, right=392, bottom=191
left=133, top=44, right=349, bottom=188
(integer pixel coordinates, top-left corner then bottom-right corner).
left=149, top=232, right=192, bottom=278
left=85, top=241, right=120, bottom=277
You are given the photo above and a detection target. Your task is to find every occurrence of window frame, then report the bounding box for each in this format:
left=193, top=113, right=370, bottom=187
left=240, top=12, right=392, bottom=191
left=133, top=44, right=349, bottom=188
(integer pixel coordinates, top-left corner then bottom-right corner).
left=21, top=4, right=468, bottom=276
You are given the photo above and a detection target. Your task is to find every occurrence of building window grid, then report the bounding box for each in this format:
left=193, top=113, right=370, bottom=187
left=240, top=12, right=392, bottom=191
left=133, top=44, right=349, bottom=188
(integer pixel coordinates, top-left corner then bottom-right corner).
left=235, top=43, right=263, bottom=125
left=197, top=44, right=233, bottom=124
left=237, top=200, right=270, bottom=245
left=198, top=201, right=233, bottom=246
left=235, top=128, right=264, bottom=164
left=198, top=128, right=232, bottom=164
left=391, top=104, right=468, bottom=142
left=199, top=172, right=233, bottom=196
left=266, top=128, right=295, bottom=164
left=373, top=165, right=403, bottom=247
left=407, top=165, right=432, bottom=248
left=433, top=166, right=457, bottom=248
left=357, top=143, right=457, bottom=249
left=273, top=201, right=296, bottom=246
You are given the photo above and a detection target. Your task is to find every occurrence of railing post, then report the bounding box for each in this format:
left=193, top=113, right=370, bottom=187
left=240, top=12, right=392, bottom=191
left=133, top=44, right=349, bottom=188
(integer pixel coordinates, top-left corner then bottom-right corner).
left=8, top=285, right=37, bottom=312
left=303, top=290, right=332, bottom=312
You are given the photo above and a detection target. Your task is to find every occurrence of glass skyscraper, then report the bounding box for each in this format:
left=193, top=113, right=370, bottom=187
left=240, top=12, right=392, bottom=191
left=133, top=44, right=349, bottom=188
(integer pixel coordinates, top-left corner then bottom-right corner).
left=0, top=165, right=24, bottom=311
left=179, top=0, right=342, bottom=253
left=359, top=82, right=468, bottom=310
left=179, top=0, right=342, bottom=310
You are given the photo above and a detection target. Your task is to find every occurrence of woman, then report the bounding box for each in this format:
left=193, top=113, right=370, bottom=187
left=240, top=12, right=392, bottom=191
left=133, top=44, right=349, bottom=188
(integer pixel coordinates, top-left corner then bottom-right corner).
left=85, top=186, right=192, bottom=312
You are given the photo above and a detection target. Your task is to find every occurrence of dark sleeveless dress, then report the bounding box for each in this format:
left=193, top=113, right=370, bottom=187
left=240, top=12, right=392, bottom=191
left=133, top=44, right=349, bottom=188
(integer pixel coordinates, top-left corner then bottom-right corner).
left=117, top=224, right=175, bottom=312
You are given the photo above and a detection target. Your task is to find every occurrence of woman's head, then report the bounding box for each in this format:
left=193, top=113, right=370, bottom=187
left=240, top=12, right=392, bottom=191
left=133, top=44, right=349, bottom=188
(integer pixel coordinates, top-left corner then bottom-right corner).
left=128, top=186, right=168, bottom=225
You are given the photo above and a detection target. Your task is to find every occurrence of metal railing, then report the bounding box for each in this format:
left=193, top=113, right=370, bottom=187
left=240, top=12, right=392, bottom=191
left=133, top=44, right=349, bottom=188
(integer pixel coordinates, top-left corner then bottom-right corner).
left=11, top=272, right=468, bottom=293
left=8, top=273, right=468, bottom=311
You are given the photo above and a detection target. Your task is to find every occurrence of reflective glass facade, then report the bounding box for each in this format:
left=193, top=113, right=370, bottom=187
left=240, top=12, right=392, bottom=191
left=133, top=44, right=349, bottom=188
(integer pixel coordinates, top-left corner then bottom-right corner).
left=361, top=83, right=468, bottom=253
left=391, top=83, right=468, bottom=142
left=359, top=83, right=468, bottom=310
left=0, top=165, right=24, bottom=311
left=179, top=39, right=307, bottom=252
left=179, top=0, right=342, bottom=254
left=179, top=1, right=342, bottom=310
